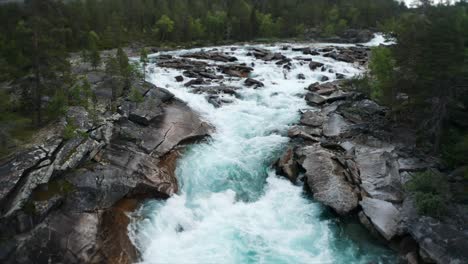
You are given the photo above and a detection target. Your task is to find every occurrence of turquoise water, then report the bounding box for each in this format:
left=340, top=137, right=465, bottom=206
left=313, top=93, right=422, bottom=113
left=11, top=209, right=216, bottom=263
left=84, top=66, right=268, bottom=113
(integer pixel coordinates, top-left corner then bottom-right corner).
left=130, top=37, right=396, bottom=264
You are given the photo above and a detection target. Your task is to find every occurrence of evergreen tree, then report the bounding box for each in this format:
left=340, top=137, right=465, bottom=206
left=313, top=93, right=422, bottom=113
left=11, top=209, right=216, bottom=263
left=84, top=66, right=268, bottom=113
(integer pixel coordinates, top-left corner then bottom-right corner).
left=139, top=48, right=149, bottom=80
left=88, top=31, right=101, bottom=70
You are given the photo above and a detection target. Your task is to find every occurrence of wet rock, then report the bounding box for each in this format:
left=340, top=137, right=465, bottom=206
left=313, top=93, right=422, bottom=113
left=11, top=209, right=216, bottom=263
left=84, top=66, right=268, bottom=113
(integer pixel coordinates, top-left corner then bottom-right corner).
left=192, top=86, right=239, bottom=97
left=336, top=73, right=346, bottom=79
left=184, top=78, right=210, bottom=87
left=175, top=75, right=184, bottom=82
left=360, top=197, right=401, bottom=240
left=207, top=96, right=234, bottom=108
left=309, top=61, right=324, bottom=70
left=219, top=65, right=253, bottom=78
left=288, top=126, right=321, bottom=141
left=276, top=148, right=299, bottom=183
left=297, top=144, right=359, bottom=215
left=305, top=92, right=326, bottom=105
left=320, top=75, right=330, bottom=82
left=294, top=57, right=312, bottom=62
left=296, top=73, right=306, bottom=80
left=158, top=58, right=208, bottom=70
left=244, top=78, right=264, bottom=88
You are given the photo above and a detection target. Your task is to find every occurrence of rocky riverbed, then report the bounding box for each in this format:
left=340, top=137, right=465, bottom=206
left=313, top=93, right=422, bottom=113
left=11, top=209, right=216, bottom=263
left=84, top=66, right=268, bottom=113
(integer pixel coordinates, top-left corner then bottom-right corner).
left=1, top=34, right=467, bottom=264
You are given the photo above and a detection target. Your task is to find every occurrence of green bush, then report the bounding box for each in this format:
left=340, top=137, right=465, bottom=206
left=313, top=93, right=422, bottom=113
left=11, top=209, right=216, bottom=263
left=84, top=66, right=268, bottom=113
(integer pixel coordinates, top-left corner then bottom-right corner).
left=441, top=129, right=468, bottom=168
left=405, top=170, right=449, bottom=217
left=62, top=119, right=77, bottom=140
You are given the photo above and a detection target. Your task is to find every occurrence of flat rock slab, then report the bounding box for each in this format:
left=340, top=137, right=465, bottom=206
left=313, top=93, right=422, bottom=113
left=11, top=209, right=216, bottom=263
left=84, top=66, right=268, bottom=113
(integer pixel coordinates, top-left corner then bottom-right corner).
left=360, top=197, right=401, bottom=241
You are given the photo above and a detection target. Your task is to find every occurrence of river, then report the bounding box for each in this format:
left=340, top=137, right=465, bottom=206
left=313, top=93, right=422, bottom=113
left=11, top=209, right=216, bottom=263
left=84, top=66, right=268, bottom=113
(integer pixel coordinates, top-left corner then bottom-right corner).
left=130, top=35, right=396, bottom=264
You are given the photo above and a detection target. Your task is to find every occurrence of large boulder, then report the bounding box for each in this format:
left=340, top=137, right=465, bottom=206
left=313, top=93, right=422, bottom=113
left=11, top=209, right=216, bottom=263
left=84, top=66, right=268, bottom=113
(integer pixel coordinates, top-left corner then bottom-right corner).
left=360, top=197, right=402, bottom=241
left=296, top=144, right=359, bottom=215
left=354, top=142, right=403, bottom=202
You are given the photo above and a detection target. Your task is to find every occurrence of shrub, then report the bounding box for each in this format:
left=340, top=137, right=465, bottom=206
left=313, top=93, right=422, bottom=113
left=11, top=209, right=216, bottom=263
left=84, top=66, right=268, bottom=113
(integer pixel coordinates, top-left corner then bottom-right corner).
left=405, top=170, right=449, bottom=217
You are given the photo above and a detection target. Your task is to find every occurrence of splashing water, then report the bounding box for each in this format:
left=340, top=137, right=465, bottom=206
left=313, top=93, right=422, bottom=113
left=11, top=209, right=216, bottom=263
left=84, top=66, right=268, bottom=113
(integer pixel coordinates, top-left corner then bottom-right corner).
left=130, top=36, right=396, bottom=264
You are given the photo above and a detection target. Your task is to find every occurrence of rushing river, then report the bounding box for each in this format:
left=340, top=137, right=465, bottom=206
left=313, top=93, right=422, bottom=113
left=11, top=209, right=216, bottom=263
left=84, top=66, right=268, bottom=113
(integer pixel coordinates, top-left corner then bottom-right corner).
left=130, top=35, right=396, bottom=264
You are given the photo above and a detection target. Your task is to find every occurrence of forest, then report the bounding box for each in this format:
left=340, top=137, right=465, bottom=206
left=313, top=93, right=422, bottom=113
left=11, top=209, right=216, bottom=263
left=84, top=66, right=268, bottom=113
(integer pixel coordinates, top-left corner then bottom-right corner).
left=0, top=0, right=467, bottom=171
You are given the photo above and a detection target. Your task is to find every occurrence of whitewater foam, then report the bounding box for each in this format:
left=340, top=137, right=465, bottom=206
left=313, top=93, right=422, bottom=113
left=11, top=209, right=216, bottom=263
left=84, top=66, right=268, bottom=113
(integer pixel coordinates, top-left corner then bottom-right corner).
left=130, top=35, right=395, bottom=264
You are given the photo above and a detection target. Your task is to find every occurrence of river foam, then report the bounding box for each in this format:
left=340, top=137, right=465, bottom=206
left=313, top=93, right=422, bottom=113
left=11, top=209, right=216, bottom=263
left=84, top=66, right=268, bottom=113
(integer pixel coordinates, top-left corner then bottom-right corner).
left=130, top=35, right=396, bottom=264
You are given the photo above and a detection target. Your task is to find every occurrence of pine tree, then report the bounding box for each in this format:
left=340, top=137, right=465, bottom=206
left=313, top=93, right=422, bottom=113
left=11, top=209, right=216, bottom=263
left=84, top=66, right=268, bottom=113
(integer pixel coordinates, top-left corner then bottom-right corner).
left=88, top=31, right=101, bottom=70
left=139, top=48, right=149, bottom=80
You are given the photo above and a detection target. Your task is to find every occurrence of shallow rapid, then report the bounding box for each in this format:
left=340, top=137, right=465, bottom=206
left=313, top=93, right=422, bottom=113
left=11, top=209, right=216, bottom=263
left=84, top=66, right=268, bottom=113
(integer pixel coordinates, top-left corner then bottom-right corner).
left=130, top=36, right=396, bottom=264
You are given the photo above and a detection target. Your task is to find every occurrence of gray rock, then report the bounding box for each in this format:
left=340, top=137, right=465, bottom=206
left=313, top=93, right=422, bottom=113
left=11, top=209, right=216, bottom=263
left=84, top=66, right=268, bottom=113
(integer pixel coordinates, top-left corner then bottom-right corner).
left=360, top=197, right=401, bottom=240
left=244, top=78, right=264, bottom=88
left=309, top=61, right=324, bottom=70
left=276, top=148, right=299, bottom=183
left=408, top=217, right=468, bottom=264
left=297, top=144, right=359, bottom=215
left=354, top=145, right=403, bottom=202
left=140, top=99, right=212, bottom=156
left=300, top=111, right=324, bottom=127
left=323, top=113, right=349, bottom=137
left=175, top=75, right=184, bottom=82
left=305, top=92, right=326, bottom=105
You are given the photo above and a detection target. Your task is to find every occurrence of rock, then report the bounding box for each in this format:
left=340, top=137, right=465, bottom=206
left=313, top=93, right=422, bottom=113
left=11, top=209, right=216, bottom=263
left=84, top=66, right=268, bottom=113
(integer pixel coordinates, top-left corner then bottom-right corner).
left=184, top=78, right=210, bottom=87
left=244, top=78, right=264, bottom=88
left=360, top=197, right=401, bottom=240
left=336, top=73, right=346, bottom=79
left=294, top=57, right=312, bottom=62
left=305, top=92, right=326, bottom=105
left=354, top=144, right=404, bottom=202
left=326, top=90, right=350, bottom=103
left=297, top=144, right=359, bottom=215
left=339, top=29, right=374, bottom=43
left=408, top=217, right=468, bottom=264
left=288, top=126, right=320, bottom=142
left=157, top=57, right=208, bottom=69
left=309, top=61, right=324, bottom=70
left=67, top=106, right=94, bottom=131
left=320, top=75, right=330, bottom=82
left=0, top=76, right=213, bottom=263
left=296, top=73, right=306, bottom=80
left=207, top=96, right=233, bottom=108
left=192, top=86, right=239, bottom=97
left=300, top=111, right=324, bottom=127
left=219, top=65, right=253, bottom=78
left=276, top=148, right=299, bottom=183
left=323, top=113, right=349, bottom=137
left=175, top=75, right=184, bottom=82
left=358, top=211, right=381, bottom=238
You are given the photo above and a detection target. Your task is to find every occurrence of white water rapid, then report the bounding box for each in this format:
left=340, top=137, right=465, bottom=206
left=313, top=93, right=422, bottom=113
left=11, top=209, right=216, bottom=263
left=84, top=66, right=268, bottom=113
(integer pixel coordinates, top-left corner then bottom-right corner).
left=130, top=35, right=396, bottom=264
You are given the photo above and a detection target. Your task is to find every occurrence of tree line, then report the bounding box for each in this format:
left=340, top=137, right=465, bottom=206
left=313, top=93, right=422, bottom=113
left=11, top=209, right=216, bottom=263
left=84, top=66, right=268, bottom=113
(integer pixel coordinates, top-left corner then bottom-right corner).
left=365, top=1, right=468, bottom=176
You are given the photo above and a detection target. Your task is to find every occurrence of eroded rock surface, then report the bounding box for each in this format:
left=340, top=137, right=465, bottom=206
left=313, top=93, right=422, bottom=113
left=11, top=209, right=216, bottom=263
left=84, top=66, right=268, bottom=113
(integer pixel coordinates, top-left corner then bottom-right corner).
left=296, top=144, right=359, bottom=215
left=0, top=80, right=212, bottom=264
